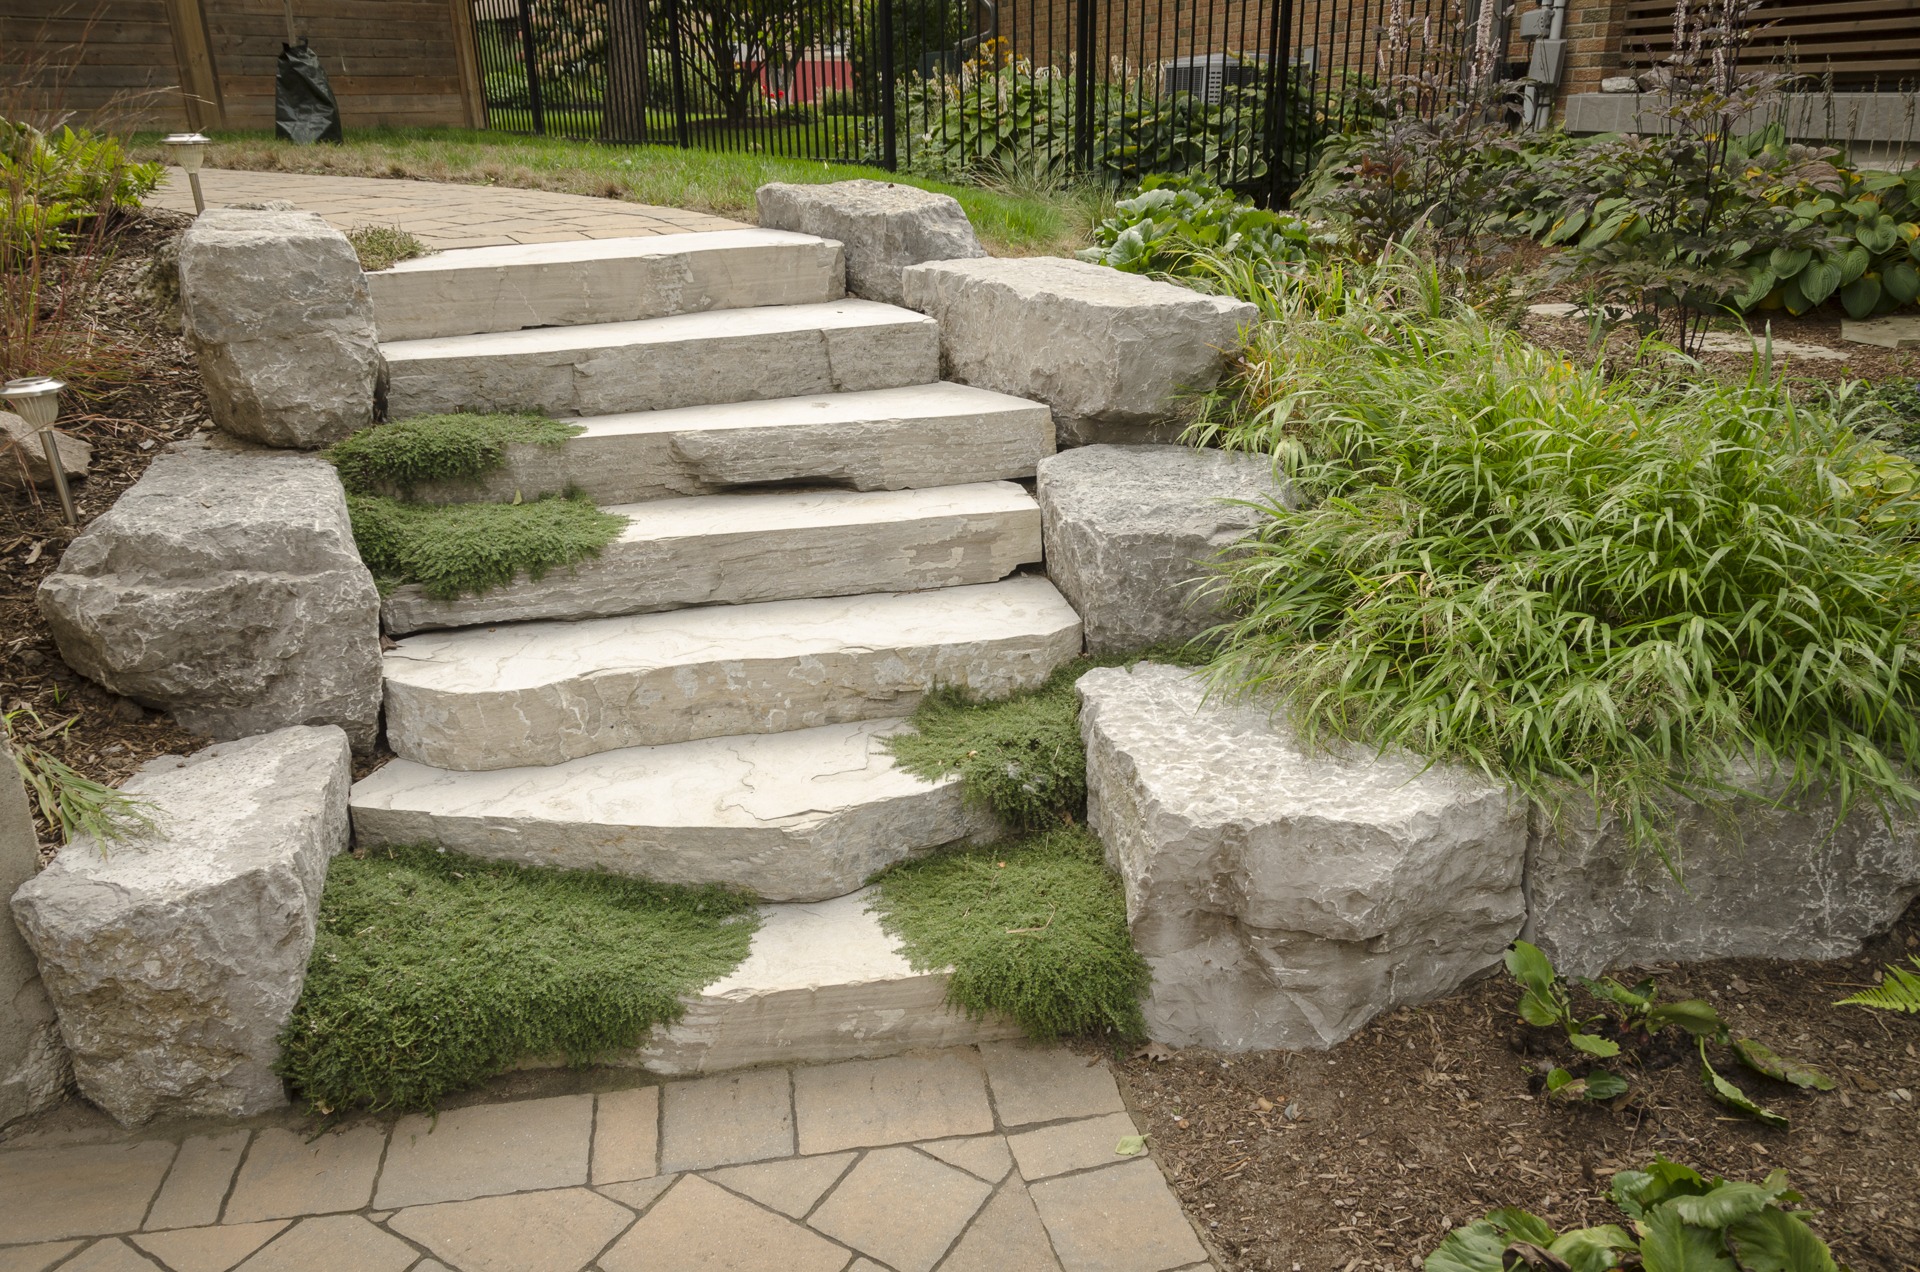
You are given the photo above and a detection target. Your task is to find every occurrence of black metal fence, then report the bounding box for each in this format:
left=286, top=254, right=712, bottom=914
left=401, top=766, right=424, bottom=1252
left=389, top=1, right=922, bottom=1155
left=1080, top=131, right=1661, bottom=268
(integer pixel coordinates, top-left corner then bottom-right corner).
left=468, top=0, right=1481, bottom=205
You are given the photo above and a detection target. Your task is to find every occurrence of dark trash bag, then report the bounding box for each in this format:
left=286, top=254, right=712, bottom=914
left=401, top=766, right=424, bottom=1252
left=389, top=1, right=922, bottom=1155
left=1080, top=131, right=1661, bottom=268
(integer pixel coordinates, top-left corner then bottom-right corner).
left=276, top=38, right=342, bottom=144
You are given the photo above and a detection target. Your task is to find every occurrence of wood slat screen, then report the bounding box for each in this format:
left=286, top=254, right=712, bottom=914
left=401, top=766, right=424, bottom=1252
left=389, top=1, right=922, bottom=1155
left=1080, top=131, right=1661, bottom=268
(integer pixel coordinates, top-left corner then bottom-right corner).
left=0, top=0, right=185, bottom=128
left=1620, top=0, right=1920, bottom=87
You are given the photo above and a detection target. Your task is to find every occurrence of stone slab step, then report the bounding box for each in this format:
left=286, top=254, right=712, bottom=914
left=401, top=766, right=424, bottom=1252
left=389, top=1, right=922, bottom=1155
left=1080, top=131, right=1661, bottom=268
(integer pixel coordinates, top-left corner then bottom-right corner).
left=382, top=299, right=939, bottom=420
left=381, top=481, right=1043, bottom=634
left=349, top=720, right=997, bottom=902
left=395, top=382, right=1056, bottom=507
left=368, top=229, right=846, bottom=341
left=382, top=575, right=1084, bottom=771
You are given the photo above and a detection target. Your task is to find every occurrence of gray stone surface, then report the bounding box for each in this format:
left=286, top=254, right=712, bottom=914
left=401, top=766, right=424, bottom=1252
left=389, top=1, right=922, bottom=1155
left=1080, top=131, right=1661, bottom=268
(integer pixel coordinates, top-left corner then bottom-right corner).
left=382, top=299, right=938, bottom=420
left=9, top=727, right=351, bottom=1126
left=1078, top=663, right=1528, bottom=1051
left=1840, top=315, right=1920, bottom=350
left=901, top=256, right=1256, bottom=446
left=1525, top=783, right=1920, bottom=978
left=0, top=413, right=90, bottom=490
left=757, top=180, right=985, bottom=306
left=1, top=741, right=69, bottom=1129
left=1038, top=445, right=1288, bottom=653
left=177, top=209, right=381, bottom=448
left=38, top=441, right=383, bottom=753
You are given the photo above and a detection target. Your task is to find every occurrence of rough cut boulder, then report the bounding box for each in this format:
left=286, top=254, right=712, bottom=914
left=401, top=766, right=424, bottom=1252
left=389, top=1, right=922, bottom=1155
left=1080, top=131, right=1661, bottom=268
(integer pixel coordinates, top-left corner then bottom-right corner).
left=901, top=256, right=1257, bottom=446
left=1526, top=783, right=1920, bottom=978
left=2, top=741, right=70, bottom=1128
left=1039, top=445, right=1288, bottom=653
left=177, top=208, right=381, bottom=448
left=0, top=411, right=90, bottom=491
left=757, top=179, right=983, bottom=306
left=38, top=440, right=383, bottom=752
left=1079, top=663, right=1528, bottom=1051
left=10, top=726, right=351, bottom=1126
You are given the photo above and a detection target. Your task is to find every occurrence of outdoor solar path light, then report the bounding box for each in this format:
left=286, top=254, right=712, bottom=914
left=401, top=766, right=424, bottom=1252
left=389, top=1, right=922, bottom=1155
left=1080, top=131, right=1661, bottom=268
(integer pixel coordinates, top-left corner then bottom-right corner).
left=162, top=133, right=211, bottom=213
left=3, top=377, right=76, bottom=526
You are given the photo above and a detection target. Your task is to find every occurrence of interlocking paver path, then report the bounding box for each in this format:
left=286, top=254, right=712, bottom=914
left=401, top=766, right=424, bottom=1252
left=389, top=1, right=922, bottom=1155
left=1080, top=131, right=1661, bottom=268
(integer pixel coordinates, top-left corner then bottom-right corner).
left=0, top=1044, right=1214, bottom=1272
left=148, top=169, right=747, bottom=248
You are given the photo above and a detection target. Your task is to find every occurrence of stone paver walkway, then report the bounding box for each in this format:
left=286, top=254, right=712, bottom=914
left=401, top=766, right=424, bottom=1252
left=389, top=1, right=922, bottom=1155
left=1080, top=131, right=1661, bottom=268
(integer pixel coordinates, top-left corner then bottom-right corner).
left=0, top=1044, right=1212, bottom=1272
left=149, top=169, right=747, bottom=249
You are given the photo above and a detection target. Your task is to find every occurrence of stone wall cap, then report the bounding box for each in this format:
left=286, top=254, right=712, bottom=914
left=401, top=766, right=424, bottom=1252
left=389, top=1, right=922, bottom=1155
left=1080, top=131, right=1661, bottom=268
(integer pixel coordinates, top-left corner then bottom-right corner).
left=903, top=256, right=1255, bottom=316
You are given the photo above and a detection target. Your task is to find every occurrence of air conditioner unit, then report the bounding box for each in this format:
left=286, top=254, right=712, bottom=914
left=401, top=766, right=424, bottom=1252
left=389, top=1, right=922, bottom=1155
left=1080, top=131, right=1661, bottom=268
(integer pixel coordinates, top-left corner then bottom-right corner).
left=1162, top=54, right=1267, bottom=104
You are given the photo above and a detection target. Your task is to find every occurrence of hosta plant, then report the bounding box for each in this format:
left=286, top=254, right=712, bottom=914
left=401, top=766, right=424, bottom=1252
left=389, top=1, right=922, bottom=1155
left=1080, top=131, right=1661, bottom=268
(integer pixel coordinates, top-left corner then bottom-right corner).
left=1080, top=176, right=1329, bottom=279
left=1426, top=1159, right=1846, bottom=1272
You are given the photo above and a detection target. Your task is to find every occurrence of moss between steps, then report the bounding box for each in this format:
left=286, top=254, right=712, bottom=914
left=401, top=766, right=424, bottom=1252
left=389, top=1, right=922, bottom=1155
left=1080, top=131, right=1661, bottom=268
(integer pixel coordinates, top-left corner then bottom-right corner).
left=277, top=844, right=758, bottom=1115
left=347, top=491, right=626, bottom=601
left=329, top=411, right=578, bottom=497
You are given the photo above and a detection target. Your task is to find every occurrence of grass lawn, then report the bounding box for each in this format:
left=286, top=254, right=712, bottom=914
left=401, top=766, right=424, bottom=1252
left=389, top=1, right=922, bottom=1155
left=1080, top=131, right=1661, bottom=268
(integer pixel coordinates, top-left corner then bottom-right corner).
left=129, top=126, right=1110, bottom=258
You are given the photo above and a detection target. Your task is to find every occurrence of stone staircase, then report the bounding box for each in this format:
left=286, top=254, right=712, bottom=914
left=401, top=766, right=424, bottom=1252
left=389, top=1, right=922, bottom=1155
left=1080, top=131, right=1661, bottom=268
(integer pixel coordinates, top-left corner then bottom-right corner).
left=349, top=230, right=1080, bottom=1073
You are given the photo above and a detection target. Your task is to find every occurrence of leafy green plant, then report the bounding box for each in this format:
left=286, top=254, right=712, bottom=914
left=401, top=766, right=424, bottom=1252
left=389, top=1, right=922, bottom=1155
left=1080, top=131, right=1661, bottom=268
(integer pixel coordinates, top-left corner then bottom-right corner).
left=1080, top=176, right=1329, bottom=278
left=1835, top=957, right=1920, bottom=1014
left=868, top=825, right=1149, bottom=1042
left=3, top=707, right=158, bottom=850
left=346, top=491, right=625, bottom=600
left=1190, top=256, right=1920, bottom=865
left=328, top=412, right=580, bottom=497
left=345, top=223, right=430, bottom=273
left=1426, top=1159, right=1845, bottom=1272
left=1, top=119, right=161, bottom=255
left=277, top=843, right=757, bottom=1114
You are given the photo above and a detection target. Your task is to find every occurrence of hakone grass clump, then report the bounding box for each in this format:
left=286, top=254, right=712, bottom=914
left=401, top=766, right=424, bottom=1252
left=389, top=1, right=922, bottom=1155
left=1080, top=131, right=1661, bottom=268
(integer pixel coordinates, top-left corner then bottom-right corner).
left=277, top=844, right=758, bottom=1114
left=1187, top=257, right=1920, bottom=862
left=328, top=411, right=580, bottom=497
left=869, top=826, right=1149, bottom=1042
left=346, top=492, right=626, bottom=600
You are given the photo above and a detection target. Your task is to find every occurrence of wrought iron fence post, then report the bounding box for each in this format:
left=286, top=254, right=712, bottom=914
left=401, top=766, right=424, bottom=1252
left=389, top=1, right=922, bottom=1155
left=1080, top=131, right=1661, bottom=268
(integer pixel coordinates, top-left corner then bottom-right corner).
left=664, top=0, right=691, bottom=148
left=1263, top=0, right=1295, bottom=206
left=517, top=0, right=546, bottom=135
left=1073, top=0, right=1094, bottom=174
left=878, top=0, right=897, bottom=171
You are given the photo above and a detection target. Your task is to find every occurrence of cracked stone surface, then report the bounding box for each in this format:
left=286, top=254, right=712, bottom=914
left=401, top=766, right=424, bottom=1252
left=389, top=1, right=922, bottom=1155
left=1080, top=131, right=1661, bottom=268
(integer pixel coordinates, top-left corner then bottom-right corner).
left=392, top=383, right=1055, bottom=508
left=1079, top=662, right=1529, bottom=1052
left=381, top=481, right=1042, bottom=633
left=381, top=576, right=1084, bottom=771
left=381, top=299, right=939, bottom=418
left=368, top=228, right=845, bottom=341
left=349, top=720, right=996, bottom=902
left=757, top=180, right=984, bottom=306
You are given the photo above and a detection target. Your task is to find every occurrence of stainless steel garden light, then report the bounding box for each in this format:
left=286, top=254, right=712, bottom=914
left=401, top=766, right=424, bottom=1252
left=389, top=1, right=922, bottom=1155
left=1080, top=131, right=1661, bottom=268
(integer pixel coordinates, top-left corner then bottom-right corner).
left=3, top=377, right=76, bottom=525
left=162, top=133, right=212, bottom=213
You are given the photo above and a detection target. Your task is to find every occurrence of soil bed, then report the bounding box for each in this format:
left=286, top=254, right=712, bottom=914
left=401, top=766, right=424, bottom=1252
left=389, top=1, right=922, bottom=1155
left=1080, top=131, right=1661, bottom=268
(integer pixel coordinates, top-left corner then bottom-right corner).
left=1106, top=903, right=1920, bottom=1272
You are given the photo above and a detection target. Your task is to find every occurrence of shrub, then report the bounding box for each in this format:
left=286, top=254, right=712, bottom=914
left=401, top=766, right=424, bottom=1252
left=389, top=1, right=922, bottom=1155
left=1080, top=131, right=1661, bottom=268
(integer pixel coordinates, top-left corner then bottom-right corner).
left=277, top=844, right=756, bottom=1113
left=1, top=119, right=161, bottom=255
left=327, top=411, right=578, bottom=496
left=346, top=492, right=626, bottom=600
left=1189, top=258, right=1920, bottom=864
left=1081, top=175, right=1329, bottom=279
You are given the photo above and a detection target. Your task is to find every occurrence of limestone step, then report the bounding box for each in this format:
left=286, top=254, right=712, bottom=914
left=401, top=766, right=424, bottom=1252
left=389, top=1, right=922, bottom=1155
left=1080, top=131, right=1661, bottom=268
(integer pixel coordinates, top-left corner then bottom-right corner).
left=382, top=575, right=1084, bottom=771
left=393, top=382, right=1055, bottom=507
left=382, top=299, right=939, bottom=419
left=635, top=890, right=1025, bottom=1075
left=349, top=720, right=996, bottom=903
left=381, top=481, right=1043, bottom=635
left=367, top=228, right=846, bottom=341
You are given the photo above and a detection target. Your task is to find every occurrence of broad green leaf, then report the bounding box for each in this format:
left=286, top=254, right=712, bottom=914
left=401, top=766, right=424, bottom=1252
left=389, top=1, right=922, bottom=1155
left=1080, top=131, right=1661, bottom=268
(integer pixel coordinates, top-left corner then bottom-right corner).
left=1585, top=1069, right=1631, bottom=1099
left=1799, top=257, right=1842, bottom=305
left=1702, top=1052, right=1790, bottom=1128
left=1669, top=1181, right=1775, bottom=1228
left=1581, top=976, right=1653, bottom=1010
left=1638, top=1206, right=1737, bottom=1272
left=1724, top=1206, right=1839, bottom=1272
left=1781, top=271, right=1813, bottom=315
left=1520, top=987, right=1564, bottom=1027
left=1841, top=274, right=1883, bottom=319
left=1646, top=999, right=1725, bottom=1039
left=1857, top=220, right=1899, bottom=254
left=1614, top=1159, right=1710, bottom=1217
left=1883, top=261, right=1920, bottom=305
left=1506, top=941, right=1558, bottom=993
left=1735, top=266, right=1776, bottom=310
left=1113, top=1134, right=1147, bottom=1156
left=1768, top=246, right=1812, bottom=277
left=1424, top=1220, right=1508, bottom=1272
left=1732, top=1039, right=1837, bottom=1091
left=1839, top=245, right=1870, bottom=285
left=1550, top=1226, right=1638, bottom=1272
left=1570, top=1031, right=1622, bottom=1058
left=1490, top=1208, right=1559, bottom=1247
left=1546, top=1067, right=1576, bottom=1093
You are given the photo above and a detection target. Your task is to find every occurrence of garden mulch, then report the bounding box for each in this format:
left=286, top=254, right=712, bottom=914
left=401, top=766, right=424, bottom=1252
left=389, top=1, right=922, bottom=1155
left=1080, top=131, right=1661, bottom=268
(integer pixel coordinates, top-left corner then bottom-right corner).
left=1105, top=901, right=1920, bottom=1272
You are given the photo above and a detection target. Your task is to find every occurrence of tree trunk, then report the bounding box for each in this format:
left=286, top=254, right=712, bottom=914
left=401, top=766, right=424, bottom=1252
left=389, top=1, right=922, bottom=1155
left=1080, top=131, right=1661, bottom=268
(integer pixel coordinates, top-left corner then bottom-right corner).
left=601, top=0, right=650, bottom=141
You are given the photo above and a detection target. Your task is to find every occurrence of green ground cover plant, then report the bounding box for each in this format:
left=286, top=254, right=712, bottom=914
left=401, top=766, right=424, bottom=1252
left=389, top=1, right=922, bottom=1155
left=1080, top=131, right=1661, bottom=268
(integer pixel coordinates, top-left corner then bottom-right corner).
left=328, top=411, right=578, bottom=497
left=344, top=222, right=430, bottom=272
left=1080, top=175, right=1329, bottom=280
left=278, top=843, right=757, bottom=1114
left=869, top=825, right=1148, bottom=1042
left=1189, top=258, right=1920, bottom=864
left=347, top=492, right=625, bottom=600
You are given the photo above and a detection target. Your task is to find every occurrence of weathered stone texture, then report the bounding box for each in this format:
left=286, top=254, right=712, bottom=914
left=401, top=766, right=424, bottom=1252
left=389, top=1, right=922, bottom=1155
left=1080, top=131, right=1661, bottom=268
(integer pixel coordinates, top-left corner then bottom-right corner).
left=38, top=441, right=383, bottom=753
left=901, top=256, right=1257, bottom=446
left=9, top=726, right=351, bottom=1126
left=1, top=741, right=70, bottom=1128
left=757, top=180, right=985, bottom=306
left=177, top=208, right=381, bottom=448
left=1078, top=662, right=1528, bottom=1051
left=1038, top=444, right=1288, bottom=653
left=0, top=412, right=90, bottom=490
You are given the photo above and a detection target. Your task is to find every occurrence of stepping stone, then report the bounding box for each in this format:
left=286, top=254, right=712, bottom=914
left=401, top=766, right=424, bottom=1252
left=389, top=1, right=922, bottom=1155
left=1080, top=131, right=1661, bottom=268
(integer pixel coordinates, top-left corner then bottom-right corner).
left=980, top=1040, right=1125, bottom=1128
left=380, top=481, right=1043, bottom=634
left=807, top=1146, right=992, bottom=1272
left=375, top=1093, right=592, bottom=1208
left=658, top=1069, right=794, bottom=1173
left=144, top=1131, right=251, bottom=1230
left=221, top=1127, right=384, bottom=1224
left=382, top=299, right=939, bottom=418
left=598, top=1176, right=847, bottom=1272
left=131, top=1221, right=288, bottom=1272
left=389, top=382, right=1054, bottom=508
left=940, top=1181, right=1062, bottom=1271
left=704, top=1153, right=855, bottom=1217
left=386, top=1188, right=634, bottom=1272
left=0, top=1142, right=177, bottom=1245
left=1028, top=1159, right=1208, bottom=1272
left=792, top=1051, right=994, bottom=1154
left=367, top=228, right=845, bottom=340
left=349, top=720, right=994, bottom=902
left=1841, top=314, right=1920, bottom=349
left=381, top=576, right=1084, bottom=771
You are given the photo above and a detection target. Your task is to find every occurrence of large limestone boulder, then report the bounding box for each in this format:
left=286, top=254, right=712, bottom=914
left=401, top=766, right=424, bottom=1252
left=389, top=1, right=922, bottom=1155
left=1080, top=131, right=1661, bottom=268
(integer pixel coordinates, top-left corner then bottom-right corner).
left=38, top=441, right=383, bottom=753
left=1038, top=445, right=1288, bottom=653
left=1, top=741, right=70, bottom=1128
left=1526, top=784, right=1920, bottom=978
left=1079, top=663, right=1528, bottom=1051
left=10, top=726, right=351, bottom=1126
left=901, top=257, right=1257, bottom=446
left=178, top=208, right=381, bottom=448
left=757, top=179, right=983, bottom=306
